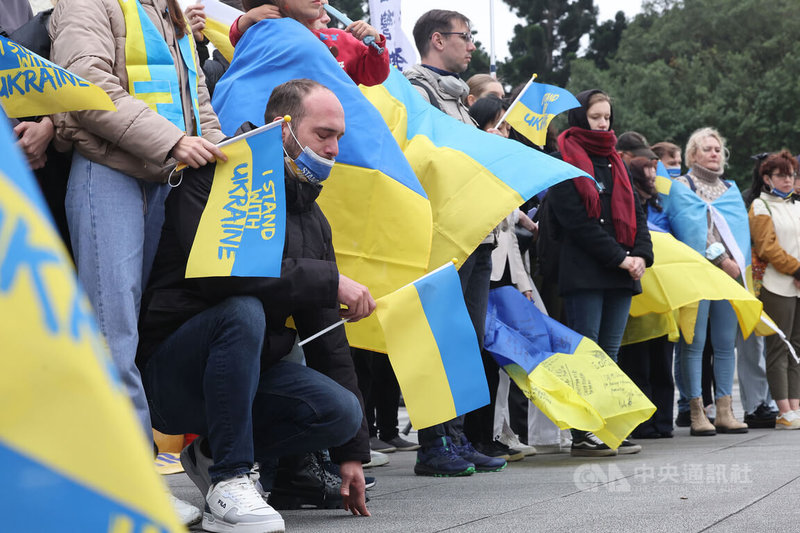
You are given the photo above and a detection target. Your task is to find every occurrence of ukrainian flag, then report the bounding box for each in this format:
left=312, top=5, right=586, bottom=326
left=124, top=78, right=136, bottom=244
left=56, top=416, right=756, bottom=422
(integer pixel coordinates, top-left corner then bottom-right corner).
left=361, top=69, right=591, bottom=270
left=503, top=78, right=580, bottom=147
left=0, top=113, right=181, bottom=531
left=484, top=287, right=655, bottom=449
left=185, top=121, right=286, bottom=278
left=212, top=18, right=433, bottom=352
left=0, top=35, right=115, bottom=117
left=375, top=262, right=490, bottom=429
left=195, top=0, right=239, bottom=62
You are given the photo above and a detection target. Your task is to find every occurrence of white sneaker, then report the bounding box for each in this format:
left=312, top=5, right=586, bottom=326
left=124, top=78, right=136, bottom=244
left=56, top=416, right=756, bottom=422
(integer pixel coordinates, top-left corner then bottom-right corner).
left=497, top=430, right=537, bottom=457
left=203, top=475, right=285, bottom=533
left=776, top=411, right=800, bottom=430
left=364, top=449, right=389, bottom=468
left=168, top=493, right=202, bottom=526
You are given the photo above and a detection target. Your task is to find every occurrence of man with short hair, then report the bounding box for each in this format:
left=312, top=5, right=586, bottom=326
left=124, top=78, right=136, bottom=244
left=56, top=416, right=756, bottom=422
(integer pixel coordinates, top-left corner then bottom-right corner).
left=403, top=9, right=507, bottom=478
left=137, top=79, right=374, bottom=532
left=616, top=131, right=658, bottom=165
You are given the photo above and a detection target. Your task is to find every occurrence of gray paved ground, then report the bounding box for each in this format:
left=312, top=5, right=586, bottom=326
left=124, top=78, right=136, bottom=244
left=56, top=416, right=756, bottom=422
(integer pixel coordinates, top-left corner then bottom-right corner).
left=167, top=386, right=800, bottom=533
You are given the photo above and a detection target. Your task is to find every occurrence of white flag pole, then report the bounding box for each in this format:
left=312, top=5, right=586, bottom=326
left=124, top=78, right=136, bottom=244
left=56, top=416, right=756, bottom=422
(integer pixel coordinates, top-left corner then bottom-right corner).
left=489, top=0, right=497, bottom=79
left=493, top=73, right=536, bottom=131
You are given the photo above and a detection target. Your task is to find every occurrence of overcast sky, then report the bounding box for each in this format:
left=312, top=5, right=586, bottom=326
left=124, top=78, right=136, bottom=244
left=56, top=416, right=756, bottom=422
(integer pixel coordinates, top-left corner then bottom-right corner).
left=400, top=0, right=643, bottom=62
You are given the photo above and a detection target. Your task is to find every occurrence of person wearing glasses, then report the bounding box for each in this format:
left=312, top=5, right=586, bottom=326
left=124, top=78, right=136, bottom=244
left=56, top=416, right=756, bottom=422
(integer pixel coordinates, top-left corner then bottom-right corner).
left=403, top=9, right=508, bottom=478
left=747, top=151, right=800, bottom=429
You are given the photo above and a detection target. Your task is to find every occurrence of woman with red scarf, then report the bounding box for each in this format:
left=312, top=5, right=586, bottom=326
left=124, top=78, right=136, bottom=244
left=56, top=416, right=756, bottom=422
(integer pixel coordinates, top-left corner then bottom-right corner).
left=545, top=89, right=653, bottom=456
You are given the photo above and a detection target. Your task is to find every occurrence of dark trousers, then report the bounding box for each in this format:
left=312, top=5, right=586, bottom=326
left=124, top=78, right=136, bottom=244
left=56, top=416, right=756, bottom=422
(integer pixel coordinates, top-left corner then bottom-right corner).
left=617, top=335, right=675, bottom=436
left=143, top=296, right=362, bottom=483
left=352, top=348, right=401, bottom=441
left=418, top=243, right=493, bottom=448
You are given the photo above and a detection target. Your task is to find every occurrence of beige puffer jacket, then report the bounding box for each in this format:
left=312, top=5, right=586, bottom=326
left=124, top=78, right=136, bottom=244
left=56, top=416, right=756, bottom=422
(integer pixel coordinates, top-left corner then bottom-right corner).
left=49, top=0, right=225, bottom=182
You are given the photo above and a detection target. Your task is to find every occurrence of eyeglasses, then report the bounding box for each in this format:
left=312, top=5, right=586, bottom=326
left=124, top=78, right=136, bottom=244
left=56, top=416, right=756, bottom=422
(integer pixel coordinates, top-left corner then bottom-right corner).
left=439, top=31, right=474, bottom=43
left=771, top=172, right=797, bottom=180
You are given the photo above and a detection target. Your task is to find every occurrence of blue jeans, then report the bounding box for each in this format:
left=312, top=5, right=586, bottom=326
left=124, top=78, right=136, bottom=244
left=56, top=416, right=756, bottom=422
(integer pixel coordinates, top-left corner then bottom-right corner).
left=66, top=153, right=169, bottom=435
left=679, top=300, right=738, bottom=400
left=143, top=296, right=362, bottom=483
left=563, top=288, right=633, bottom=362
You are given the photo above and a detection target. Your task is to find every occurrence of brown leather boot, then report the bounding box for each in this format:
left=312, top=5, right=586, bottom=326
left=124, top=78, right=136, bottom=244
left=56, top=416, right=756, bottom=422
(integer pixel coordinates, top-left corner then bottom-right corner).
left=690, top=397, right=716, bottom=436
left=714, top=395, right=749, bottom=433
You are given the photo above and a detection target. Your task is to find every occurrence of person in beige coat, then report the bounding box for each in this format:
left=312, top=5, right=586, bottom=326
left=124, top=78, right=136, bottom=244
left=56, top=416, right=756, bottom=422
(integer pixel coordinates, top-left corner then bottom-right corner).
left=748, top=150, right=800, bottom=430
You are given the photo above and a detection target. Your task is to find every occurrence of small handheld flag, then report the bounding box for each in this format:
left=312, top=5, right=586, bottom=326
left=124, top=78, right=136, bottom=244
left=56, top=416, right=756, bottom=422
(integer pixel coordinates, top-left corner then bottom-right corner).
left=499, top=75, right=580, bottom=147
left=196, top=0, right=242, bottom=62
left=0, top=35, right=116, bottom=117
left=185, top=119, right=286, bottom=279
left=376, top=261, right=490, bottom=429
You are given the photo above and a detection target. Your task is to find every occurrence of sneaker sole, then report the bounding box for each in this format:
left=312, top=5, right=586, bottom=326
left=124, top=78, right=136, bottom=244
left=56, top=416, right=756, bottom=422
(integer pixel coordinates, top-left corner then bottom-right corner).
left=570, top=448, right=618, bottom=457
left=617, top=445, right=642, bottom=455
left=392, top=444, right=421, bottom=451
left=775, top=424, right=800, bottom=430
left=475, top=462, right=507, bottom=473
left=413, top=464, right=475, bottom=477
left=203, top=512, right=285, bottom=533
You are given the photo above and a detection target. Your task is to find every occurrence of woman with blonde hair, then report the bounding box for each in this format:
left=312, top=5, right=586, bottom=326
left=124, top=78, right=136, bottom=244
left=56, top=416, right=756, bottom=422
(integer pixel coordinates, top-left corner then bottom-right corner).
left=663, top=127, right=749, bottom=436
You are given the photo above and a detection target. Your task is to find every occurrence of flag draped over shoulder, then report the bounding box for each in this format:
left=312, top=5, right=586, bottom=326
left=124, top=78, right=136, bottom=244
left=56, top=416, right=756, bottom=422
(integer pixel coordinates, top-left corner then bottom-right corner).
left=0, top=114, right=180, bottom=532
left=0, top=35, right=115, bottom=117
left=212, top=18, right=432, bottom=351
left=504, top=80, right=580, bottom=147
left=484, top=287, right=655, bottom=449
left=361, top=69, right=592, bottom=270
left=186, top=122, right=286, bottom=278
left=375, top=263, right=489, bottom=429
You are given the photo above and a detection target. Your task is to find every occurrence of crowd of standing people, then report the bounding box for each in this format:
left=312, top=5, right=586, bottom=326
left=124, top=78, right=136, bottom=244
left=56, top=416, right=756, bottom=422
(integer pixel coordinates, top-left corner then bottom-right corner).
left=4, top=1, right=800, bottom=532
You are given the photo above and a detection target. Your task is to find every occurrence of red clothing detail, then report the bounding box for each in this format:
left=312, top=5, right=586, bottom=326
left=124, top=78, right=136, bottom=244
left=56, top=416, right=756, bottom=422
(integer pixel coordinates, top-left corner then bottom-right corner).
left=229, top=18, right=389, bottom=86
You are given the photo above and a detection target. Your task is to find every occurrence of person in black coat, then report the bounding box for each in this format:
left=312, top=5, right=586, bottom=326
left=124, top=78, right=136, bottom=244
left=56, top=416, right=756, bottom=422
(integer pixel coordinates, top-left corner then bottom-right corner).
left=545, top=89, right=653, bottom=456
left=137, top=80, right=374, bottom=527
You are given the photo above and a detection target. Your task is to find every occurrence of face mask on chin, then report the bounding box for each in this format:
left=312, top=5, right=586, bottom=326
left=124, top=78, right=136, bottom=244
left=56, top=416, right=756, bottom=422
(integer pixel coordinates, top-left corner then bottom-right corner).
left=769, top=179, right=793, bottom=199
left=285, top=124, right=335, bottom=185
left=666, top=167, right=681, bottom=178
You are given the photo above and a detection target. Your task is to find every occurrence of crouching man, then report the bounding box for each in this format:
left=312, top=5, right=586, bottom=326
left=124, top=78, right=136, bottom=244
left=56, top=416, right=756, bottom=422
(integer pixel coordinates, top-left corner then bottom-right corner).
left=137, top=78, right=374, bottom=533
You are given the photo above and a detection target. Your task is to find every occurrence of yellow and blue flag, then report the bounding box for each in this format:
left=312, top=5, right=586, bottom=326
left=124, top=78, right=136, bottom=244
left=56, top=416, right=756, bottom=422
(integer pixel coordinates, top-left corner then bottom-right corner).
left=195, top=0, right=240, bottom=63
left=361, top=69, right=591, bottom=270
left=186, top=121, right=285, bottom=278
left=0, top=35, right=115, bottom=117
left=0, top=113, right=181, bottom=531
left=212, top=18, right=433, bottom=351
left=375, top=262, right=490, bottom=429
left=503, top=78, right=580, bottom=147
left=484, top=287, right=656, bottom=449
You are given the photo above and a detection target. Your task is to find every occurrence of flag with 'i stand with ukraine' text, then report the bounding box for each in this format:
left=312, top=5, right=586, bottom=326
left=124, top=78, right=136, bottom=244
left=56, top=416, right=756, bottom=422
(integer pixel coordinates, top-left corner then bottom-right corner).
left=0, top=111, right=181, bottom=531
left=186, top=121, right=286, bottom=278
left=503, top=80, right=580, bottom=147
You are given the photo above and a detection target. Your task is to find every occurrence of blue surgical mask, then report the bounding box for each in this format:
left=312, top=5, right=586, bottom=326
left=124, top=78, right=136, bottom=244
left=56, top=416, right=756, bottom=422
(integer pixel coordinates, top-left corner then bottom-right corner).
left=768, top=178, right=793, bottom=199
left=666, top=167, right=681, bottom=178
left=286, top=125, right=335, bottom=184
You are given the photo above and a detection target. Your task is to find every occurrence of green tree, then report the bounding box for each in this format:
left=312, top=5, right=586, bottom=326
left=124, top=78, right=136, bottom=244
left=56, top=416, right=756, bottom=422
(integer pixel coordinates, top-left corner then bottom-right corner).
left=328, top=0, right=366, bottom=25
left=584, top=10, right=627, bottom=70
left=499, top=0, right=597, bottom=87
left=568, top=0, right=800, bottom=183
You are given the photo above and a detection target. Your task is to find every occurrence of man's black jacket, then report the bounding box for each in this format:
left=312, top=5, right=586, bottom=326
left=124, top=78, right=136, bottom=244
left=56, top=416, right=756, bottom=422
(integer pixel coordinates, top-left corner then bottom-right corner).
left=137, top=146, right=370, bottom=464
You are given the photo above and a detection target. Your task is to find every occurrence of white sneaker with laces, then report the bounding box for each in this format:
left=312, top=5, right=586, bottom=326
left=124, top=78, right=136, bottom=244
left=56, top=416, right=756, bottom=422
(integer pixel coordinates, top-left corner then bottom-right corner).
left=364, top=449, right=389, bottom=468
left=168, top=493, right=202, bottom=526
left=776, top=411, right=800, bottom=430
left=497, top=427, right=537, bottom=456
left=203, top=475, right=285, bottom=533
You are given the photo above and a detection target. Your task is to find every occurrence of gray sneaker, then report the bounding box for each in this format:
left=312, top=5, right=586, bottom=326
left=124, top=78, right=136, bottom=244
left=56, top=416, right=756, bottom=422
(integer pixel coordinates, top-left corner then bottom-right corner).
left=180, top=437, right=214, bottom=497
